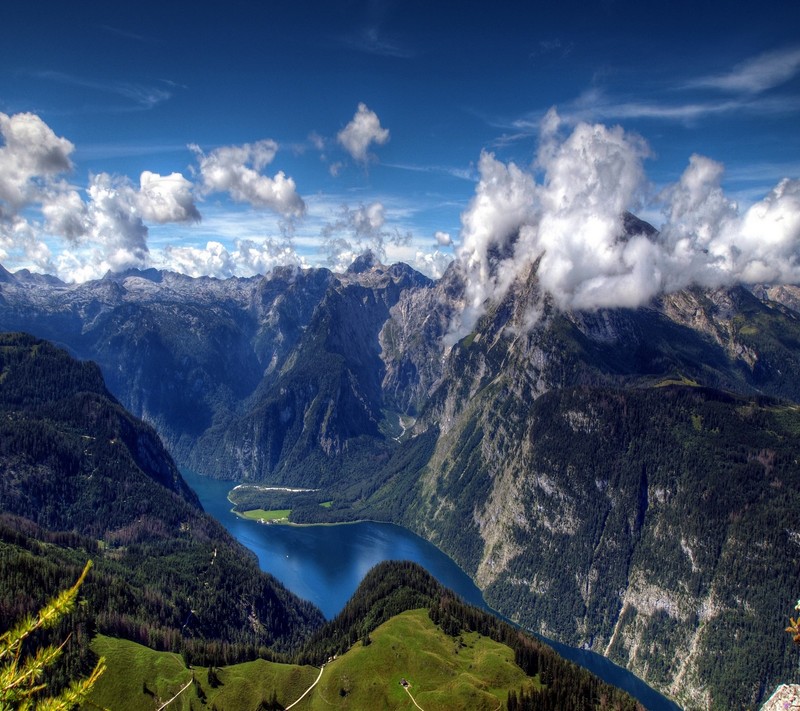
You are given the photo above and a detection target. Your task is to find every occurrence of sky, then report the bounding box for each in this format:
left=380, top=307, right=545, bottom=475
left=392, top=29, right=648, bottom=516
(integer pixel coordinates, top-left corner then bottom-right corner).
left=2, top=0, right=800, bottom=315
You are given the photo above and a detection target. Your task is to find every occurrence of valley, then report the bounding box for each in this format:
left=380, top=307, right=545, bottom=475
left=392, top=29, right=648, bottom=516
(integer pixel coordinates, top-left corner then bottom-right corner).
left=2, top=244, right=800, bottom=708
left=182, top=469, right=679, bottom=709
left=2, top=2, right=799, bottom=706
left=0, top=334, right=646, bottom=710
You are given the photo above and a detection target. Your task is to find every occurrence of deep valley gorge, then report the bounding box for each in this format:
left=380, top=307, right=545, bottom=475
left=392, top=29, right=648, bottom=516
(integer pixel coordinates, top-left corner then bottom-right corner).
left=2, top=235, right=800, bottom=709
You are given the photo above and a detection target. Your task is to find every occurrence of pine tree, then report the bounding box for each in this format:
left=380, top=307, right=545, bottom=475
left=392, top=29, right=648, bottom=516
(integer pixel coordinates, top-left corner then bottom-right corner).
left=0, top=561, right=106, bottom=710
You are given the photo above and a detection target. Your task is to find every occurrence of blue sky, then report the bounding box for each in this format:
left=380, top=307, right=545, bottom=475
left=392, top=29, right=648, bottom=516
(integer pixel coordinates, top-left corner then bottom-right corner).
left=2, top=0, right=799, bottom=285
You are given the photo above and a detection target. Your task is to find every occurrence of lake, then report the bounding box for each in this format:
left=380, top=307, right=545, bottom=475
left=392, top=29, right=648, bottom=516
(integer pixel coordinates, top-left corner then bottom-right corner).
left=182, top=469, right=681, bottom=711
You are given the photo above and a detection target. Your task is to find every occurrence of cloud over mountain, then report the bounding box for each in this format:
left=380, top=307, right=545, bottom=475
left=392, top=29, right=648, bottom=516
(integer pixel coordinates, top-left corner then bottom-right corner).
left=453, top=109, right=800, bottom=335
left=321, top=201, right=410, bottom=270
left=0, top=112, right=312, bottom=281
left=163, top=237, right=302, bottom=279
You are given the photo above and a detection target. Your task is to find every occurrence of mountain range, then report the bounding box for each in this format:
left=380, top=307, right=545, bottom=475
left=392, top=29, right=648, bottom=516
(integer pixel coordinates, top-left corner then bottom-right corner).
left=0, top=331, right=642, bottom=710
left=2, top=217, right=800, bottom=708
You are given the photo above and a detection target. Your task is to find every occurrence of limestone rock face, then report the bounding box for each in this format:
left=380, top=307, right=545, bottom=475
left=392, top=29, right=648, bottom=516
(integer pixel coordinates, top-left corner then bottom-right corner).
left=760, top=685, right=800, bottom=710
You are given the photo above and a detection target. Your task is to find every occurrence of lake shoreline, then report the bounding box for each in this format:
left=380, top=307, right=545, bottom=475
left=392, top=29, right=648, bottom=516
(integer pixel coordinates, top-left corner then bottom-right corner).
left=185, top=468, right=682, bottom=711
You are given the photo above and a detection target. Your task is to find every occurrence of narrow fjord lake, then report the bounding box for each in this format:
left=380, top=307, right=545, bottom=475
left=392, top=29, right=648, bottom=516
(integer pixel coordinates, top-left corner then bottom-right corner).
left=182, top=470, right=680, bottom=710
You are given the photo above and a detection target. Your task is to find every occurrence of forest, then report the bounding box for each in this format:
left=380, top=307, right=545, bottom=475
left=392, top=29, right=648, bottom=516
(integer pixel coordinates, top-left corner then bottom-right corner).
left=0, top=333, right=646, bottom=709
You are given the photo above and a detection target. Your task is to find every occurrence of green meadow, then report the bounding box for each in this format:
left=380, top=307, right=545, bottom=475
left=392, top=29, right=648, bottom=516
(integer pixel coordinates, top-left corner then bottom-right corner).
left=87, top=609, right=538, bottom=710
left=237, top=508, right=292, bottom=523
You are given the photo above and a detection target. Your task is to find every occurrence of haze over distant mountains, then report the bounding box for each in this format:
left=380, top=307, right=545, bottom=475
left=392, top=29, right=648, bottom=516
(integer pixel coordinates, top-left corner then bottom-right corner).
left=2, top=211, right=800, bottom=708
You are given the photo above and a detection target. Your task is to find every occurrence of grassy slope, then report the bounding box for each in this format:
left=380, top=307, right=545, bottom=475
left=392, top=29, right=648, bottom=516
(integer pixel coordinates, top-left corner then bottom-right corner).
left=311, top=609, right=537, bottom=711
left=238, top=508, right=292, bottom=522
left=88, top=635, right=318, bottom=711
left=88, top=609, right=537, bottom=711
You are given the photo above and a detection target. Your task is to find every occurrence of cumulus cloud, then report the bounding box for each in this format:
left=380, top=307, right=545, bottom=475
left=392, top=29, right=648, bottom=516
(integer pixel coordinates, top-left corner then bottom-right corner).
left=320, top=201, right=410, bottom=271
left=161, top=237, right=303, bottom=278
left=34, top=172, right=151, bottom=282
left=337, top=103, right=390, bottom=163
left=0, top=112, right=77, bottom=274
left=0, top=111, right=209, bottom=280
left=413, top=230, right=456, bottom=279
left=137, top=171, right=200, bottom=223
left=0, top=215, right=52, bottom=271
left=84, top=172, right=150, bottom=272
left=40, top=185, right=89, bottom=242
left=193, top=140, right=305, bottom=217
left=415, top=249, right=453, bottom=279
left=43, top=169, right=203, bottom=280
left=0, top=112, right=74, bottom=211
left=660, top=160, right=800, bottom=285
left=453, top=109, right=800, bottom=336
left=435, top=230, right=453, bottom=247
left=0, top=112, right=312, bottom=282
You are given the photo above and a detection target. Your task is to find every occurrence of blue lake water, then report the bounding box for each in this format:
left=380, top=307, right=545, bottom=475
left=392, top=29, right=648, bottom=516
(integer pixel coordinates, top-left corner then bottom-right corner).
left=182, top=469, right=681, bottom=711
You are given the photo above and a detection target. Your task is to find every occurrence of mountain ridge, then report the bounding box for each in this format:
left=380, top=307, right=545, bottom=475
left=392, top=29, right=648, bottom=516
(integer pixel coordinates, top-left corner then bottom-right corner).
left=2, top=223, right=800, bottom=707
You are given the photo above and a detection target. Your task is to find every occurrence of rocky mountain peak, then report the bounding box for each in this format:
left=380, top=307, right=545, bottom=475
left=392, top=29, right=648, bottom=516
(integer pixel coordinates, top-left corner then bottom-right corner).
left=346, top=250, right=382, bottom=274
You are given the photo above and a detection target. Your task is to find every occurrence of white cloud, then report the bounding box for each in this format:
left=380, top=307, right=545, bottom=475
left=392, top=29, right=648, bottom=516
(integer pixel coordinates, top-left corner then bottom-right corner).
left=160, top=238, right=303, bottom=278
left=84, top=172, right=150, bottom=272
left=0, top=214, right=52, bottom=271
left=31, top=71, right=173, bottom=110
left=38, top=172, right=151, bottom=282
left=308, top=131, right=326, bottom=151
left=505, top=45, right=800, bottom=142
left=137, top=171, right=200, bottom=223
left=435, top=230, right=452, bottom=247
left=41, top=169, right=200, bottom=280
left=337, top=103, right=390, bottom=163
left=41, top=185, right=90, bottom=241
left=660, top=161, right=800, bottom=286
left=686, top=46, right=800, bottom=95
left=457, top=150, right=539, bottom=316
left=383, top=161, right=474, bottom=181
left=0, top=112, right=76, bottom=274
left=452, top=109, right=800, bottom=336
left=320, top=201, right=410, bottom=271
left=193, top=140, right=305, bottom=217
left=0, top=112, right=313, bottom=282
left=0, top=112, right=210, bottom=280
left=0, top=112, right=74, bottom=210
left=415, top=249, right=453, bottom=278
left=509, top=92, right=798, bottom=139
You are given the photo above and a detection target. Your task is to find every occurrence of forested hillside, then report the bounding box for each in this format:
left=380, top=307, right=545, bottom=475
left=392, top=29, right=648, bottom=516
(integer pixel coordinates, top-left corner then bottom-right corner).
left=3, top=250, right=800, bottom=707
left=402, top=384, right=800, bottom=709
left=0, top=333, right=323, bottom=696
left=0, top=336, right=647, bottom=709
left=86, top=562, right=646, bottom=711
